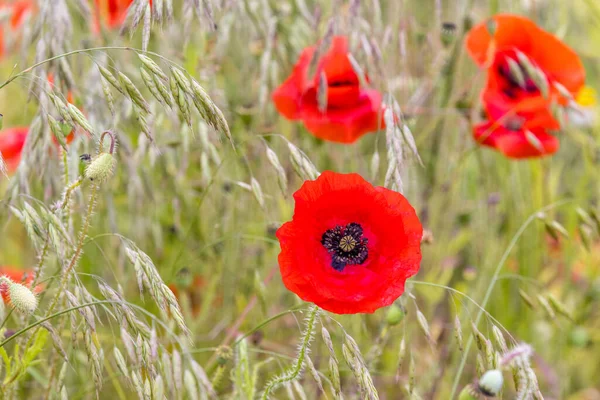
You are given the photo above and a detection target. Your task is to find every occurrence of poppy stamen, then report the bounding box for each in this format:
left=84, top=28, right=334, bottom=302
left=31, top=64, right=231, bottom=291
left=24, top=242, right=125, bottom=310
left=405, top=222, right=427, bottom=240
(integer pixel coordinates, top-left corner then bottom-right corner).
left=321, top=222, right=369, bottom=271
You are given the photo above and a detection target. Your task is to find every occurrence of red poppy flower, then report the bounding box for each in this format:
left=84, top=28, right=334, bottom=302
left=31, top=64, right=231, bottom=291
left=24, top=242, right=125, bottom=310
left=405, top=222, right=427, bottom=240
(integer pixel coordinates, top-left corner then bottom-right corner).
left=0, top=126, right=28, bottom=173
left=473, top=121, right=558, bottom=159
left=93, top=0, right=152, bottom=31
left=272, top=36, right=384, bottom=144
left=276, top=171, right=423, bottom=314
left=0, top=0, right=35, bottom=58
left=473, top=91, right=559, bottom=159
left=466, top=14, right=585, bottom=130
left=0, top=266, right=36, bottom=303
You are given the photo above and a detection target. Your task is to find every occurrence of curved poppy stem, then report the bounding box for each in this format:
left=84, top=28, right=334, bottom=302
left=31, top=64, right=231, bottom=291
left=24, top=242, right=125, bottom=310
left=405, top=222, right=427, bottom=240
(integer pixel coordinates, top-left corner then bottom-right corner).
left=449, top=199, right=571, bottom=398
left=99, top=130, right=116, bottom=154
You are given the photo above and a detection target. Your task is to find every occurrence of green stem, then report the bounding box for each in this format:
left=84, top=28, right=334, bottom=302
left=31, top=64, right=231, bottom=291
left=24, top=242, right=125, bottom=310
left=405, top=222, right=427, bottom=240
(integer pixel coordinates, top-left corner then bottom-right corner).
left=0, top=300, right=116, bottom=348
left=260, top=305, right=319, bottom=399
left=449, top=200, right=571, bottom=398
left=0, top=46, right=179, bottom=92
left=45, top=184, right=99, bottom=317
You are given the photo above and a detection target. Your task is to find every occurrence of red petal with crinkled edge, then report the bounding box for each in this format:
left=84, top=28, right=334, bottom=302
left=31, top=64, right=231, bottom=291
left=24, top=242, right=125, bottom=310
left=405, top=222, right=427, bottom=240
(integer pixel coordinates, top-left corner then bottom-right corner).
left=276, top=171, right=422, bottom=314
left=473, top=121, right=559, bottom=159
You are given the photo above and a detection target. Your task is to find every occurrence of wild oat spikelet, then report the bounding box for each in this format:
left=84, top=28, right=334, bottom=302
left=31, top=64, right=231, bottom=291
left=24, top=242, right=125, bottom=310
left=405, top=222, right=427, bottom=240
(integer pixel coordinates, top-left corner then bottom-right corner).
left=85, top=153, right=116, bottom=183
left=2, top=279, right=38, bottom=315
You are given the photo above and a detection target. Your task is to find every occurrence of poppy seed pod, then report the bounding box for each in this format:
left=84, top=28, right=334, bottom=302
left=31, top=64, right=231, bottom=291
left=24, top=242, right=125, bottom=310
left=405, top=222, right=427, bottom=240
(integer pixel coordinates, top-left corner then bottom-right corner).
left=478, top=369, right=504, bottom=397
left=85, top=152, right=116, bottom=183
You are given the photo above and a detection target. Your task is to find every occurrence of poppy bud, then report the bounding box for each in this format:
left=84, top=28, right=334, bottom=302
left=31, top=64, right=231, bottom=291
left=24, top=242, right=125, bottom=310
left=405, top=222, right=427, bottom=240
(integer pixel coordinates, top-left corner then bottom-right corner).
left=216, top=345, right=232, bottom=366
left=385, top=304, right=405, bottom=326
left=477, top=369, right=504, bottom=397
left=2, top=280, right=38, bottom=315
left=568, top=326, right=589, bottom=348
left=85, top=153, right=116, bottom=183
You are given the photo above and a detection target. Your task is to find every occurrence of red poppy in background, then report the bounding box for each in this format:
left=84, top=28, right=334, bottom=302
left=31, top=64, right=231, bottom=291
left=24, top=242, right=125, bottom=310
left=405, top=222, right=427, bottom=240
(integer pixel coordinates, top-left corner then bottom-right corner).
left=272, top=36, right=384, bottom=144
left=473, top=92, right=558, bottom=158
left=93, top=0, right=152, bottom=31
left=168, top=274, right=205, bottom=316
left=466, top=14, right=585, bottom=158
left=0, top=0, right=35, bottom=58
left=276, top=171, right=423, bottom=314
left=0, top=266, right=36, bottom=303
left=0, top=127, right=28, bottom=173
left=0, top=75, right=78, bottom=173
left=473, top=122, right=558, bottom=159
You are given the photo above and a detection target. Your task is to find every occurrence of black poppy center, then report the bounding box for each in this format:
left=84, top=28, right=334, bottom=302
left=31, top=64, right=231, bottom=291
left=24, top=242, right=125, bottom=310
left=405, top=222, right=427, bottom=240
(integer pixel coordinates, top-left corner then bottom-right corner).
left=328, top=79, right=356, bottom=88
left=321, top=222, right=369, bottom=271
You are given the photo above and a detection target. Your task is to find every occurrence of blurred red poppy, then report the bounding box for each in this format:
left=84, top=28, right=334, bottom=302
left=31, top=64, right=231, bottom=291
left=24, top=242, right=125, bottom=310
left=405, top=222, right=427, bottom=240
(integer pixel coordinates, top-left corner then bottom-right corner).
left=0, top=127, right=28, bottom=173
left=473, top=122, right=558, bottom=159
left=168, top=275, right=205, bottom=316
left=272, top=36, right=384, bottom=143
left=473, top=92, right=559, bottom=159
left=466, top=14, right=585, bottom=157
left=0, top=266, right=37, bottom=303
left=93, top=0, right=152, bottom=31
left=0, top=0, right=35, bottom=58
left=276, top=171, right=423, bottom=314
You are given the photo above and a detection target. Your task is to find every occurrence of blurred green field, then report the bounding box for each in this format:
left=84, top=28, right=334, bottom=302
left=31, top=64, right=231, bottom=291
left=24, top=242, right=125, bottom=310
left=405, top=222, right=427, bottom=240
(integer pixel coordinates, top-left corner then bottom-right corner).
left=0, top=0, right=599, bottom=399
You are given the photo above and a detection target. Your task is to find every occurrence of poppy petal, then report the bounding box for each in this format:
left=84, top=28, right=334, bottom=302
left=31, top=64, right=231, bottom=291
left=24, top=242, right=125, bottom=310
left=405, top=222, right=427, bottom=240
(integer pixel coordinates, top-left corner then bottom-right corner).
left=300, top=89, right=384, bottom=143
left=473, top=121, right=559, bottom=159
left=272, top=47, right=315, bottom=120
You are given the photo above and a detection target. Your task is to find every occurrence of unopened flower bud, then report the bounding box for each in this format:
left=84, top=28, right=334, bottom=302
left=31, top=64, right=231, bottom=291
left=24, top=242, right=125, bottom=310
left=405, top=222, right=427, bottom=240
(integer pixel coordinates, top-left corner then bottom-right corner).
left=85, top=153, right=116, bottom=183
left=5, top=281, right=38, bottom=315
left=385, top=304, right=405, bottom=326
left=477, top=369, right=503, bottom=397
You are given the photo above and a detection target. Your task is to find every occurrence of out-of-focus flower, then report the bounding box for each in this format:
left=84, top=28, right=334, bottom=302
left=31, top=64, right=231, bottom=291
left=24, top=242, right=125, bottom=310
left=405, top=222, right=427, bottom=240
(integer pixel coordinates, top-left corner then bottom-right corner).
left=273, top=36, right=385, bottom=143
left=466, top=14, right=586, bottom=158
left=0, top=0, right=35, bottom=58
left=93, top=0, right=152, bottom=32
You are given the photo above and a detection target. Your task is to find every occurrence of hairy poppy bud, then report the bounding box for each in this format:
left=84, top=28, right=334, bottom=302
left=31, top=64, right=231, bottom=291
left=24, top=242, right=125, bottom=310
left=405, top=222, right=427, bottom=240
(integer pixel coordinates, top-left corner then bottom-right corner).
left=2, top=279, right=38, bottom=315
left=85, top=153, right=116, bottom=183
left=478, top=369, right=504, bottom=397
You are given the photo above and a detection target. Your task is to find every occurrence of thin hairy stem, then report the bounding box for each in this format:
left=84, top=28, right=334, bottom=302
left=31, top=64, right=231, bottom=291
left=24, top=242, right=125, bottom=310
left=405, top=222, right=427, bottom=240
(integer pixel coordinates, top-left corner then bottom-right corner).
left=45, top=184, right=99, bottom=317
left=449, top=200, right=571, bottom=398
left=260, top=305, right=319, bottom=399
